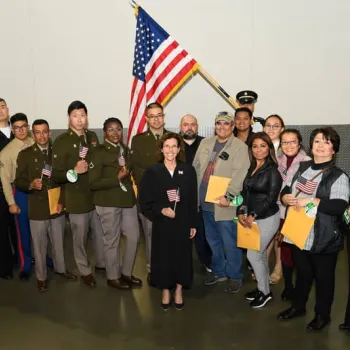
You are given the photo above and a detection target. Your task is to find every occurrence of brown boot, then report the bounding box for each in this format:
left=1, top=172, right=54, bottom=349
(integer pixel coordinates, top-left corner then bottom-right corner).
left=55, top=270, right=77, bottom=281
left=81, top=274, right=96, bottom=287
left=37, top=279, right=48, bottom=292
left=107, top=279, right=131, bottom=290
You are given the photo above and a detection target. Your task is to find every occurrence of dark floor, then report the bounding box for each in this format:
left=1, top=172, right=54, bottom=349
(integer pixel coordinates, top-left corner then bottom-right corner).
left=0, top=233, right=349, bottom=350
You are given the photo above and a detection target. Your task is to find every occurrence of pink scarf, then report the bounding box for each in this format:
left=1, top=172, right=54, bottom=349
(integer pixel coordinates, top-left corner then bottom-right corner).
left=277, top=149, right=311, bottom=218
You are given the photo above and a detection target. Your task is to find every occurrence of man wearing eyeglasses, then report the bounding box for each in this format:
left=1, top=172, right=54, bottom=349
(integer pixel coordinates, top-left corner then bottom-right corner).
left=193, top=112, right=250, bottom=293
left=0, top=113, right=34, bottom=281
left=131, top=102, right=170, bottom=281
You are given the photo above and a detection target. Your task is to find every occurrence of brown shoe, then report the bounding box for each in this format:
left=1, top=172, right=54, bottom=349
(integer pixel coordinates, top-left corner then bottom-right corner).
left=81, top=274, right=97, bottom=288
left=37, top=279, right=48, bottom=292
left=121, top=274, right=143, bottom=287
left=107, top=279, right=131, bottom=290
left=55, top=270, right=77, bottom=281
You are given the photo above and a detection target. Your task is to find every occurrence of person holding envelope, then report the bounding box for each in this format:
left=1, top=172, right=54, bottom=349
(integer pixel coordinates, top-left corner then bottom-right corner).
left=237, top=132, right=282, bottom=308
left=193, top=111, right=250, bottom=293
left=139, top=133, right=197, bottom=310
left=89, top=117, right=142, bottom=290
left=15, top=119, right=76, bottom=292
left=278, top=127, right=349, bottom=332
left=277, top=129, right=311, bottom=301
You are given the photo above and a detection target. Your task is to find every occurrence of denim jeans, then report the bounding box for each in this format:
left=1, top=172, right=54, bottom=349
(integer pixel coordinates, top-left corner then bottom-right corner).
left=202, top=211, right=242, bottom=280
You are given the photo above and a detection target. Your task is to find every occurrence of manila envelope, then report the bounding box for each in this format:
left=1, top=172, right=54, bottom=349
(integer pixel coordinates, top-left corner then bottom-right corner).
left=48, top=187, right=61, bottom=215
left=281, top=207, right=315, bottom=249
left=205, top=176, right=233, bottom=206
left=237, top=222, right=260, bottom=251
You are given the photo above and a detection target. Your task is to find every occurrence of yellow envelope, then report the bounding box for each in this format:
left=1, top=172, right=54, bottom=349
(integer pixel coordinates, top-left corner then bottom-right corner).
left=281, top=207, right=315, bottom=249
left=237, top=222, right=260, bottom=251
left=205, top=175, right=233, bottom=206
left=48, top=187, right=61, bottom=215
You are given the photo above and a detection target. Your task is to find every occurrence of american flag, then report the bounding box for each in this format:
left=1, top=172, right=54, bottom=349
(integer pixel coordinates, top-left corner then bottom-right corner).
left=127, top=6, right=198, bottom=144
left=118, top=155, right=126, bottom=167
left=79, top=144, right=88, bottom=159
left=42, top=164, right=52, bottom=178
left=278, top=164, right=287, bottom=182
left=295, top=174, right=318, bottom=195
left=167, top=188, right=180, bottom=203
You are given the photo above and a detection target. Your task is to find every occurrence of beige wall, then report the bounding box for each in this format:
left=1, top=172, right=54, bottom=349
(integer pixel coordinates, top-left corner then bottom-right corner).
left=1, top=0, right=349, bottom=128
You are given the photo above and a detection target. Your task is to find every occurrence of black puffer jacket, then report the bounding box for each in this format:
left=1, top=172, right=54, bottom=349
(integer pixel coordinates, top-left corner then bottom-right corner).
left=238, top=158, right=282, bottom=220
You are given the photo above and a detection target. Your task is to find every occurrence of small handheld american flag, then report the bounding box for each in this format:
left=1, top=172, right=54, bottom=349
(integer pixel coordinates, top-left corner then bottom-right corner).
left=41, top=164, right=52, bottom=178
left=79, top=144, right=89, bottom=159
left=295, top=175, right=318, bottom=195
left=118, top=149, right=126, bottom=167
left=167, top=188, right=180, bottom=203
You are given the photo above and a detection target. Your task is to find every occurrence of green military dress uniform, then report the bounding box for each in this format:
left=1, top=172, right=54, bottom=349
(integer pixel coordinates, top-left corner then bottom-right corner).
left=15, top=144, right=67, bottom=281
left=90, top=140, right=139, bottom=281
left=52, top=129, right=105, bottom=277
left=131, top=129, right=169, bottom=271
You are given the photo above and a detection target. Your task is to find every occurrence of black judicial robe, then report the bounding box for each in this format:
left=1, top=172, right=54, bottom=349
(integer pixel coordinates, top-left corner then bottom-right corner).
left=139, top=161, right=198, bottom=289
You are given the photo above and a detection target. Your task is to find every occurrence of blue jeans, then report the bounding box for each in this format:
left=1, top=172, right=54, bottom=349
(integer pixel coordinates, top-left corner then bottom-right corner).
left=202, top=211, right=242, bottom=280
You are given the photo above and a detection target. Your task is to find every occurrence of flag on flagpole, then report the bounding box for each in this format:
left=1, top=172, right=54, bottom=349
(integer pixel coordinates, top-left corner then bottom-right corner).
left=41, top=164, right=52, bottom=178
left=127, top=6, right=198, bottom=144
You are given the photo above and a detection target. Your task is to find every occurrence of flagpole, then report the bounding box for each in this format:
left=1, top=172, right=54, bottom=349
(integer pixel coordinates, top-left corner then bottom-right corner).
left=197, top=65, right=240, bottom=110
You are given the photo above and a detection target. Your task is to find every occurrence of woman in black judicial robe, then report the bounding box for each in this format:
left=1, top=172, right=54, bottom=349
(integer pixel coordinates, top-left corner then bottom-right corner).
left=139, top=132, right=198, bottom=310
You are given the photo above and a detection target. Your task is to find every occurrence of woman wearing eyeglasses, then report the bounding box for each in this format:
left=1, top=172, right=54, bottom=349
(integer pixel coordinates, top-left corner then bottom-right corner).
left=277, top=129, right=311, bottom=301
left=263, top=115, right=285, bottom=284
left=278, top=127, right=349, bottom=331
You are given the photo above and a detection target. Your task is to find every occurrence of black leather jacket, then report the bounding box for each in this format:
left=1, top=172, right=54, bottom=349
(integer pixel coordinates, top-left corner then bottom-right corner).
left=238, top=158, right=282, bottom=220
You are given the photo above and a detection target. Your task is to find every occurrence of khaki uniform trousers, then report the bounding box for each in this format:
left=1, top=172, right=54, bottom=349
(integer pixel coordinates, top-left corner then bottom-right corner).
left=96, top=205, right=139, bottom=280
left=29, top=215, right=66, bottom=281
left=69, top=209, right=105, bottom=276
left=139, top=213, right=152, bottom=272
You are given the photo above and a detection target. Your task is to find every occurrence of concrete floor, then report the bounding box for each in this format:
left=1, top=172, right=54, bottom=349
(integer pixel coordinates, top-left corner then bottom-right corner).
left=0, top=235, right=349, bottom=350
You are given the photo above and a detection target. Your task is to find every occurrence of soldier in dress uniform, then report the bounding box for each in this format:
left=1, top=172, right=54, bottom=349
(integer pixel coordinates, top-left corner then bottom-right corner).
left=51, top=101, right=105, bottom=287
left=0, top=97, right=16, bottom=280
left=130, top=102, right=170, bottom=280
left=0, top=113, right=39, bottom=281
left=15, top=119, right=77, bottom=291
left=236, top=90, right=263, bottom=132
left=90, top=117, right=142, bottom=290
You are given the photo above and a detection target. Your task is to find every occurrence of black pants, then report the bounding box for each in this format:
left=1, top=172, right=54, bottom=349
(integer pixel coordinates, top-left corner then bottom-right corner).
left=0, top=191, right=14, bottom=276
left=291, top=245, right=338, bottom=318
left=194, top=209, right=212, bottom=268
left=344, top=234, right=350, bottom=325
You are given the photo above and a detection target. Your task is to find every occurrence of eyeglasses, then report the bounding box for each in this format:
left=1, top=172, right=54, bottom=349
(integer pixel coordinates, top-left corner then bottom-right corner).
left=106, top=128, right=122, bottom=133
left=264, top=124, right=281, bottom=130
left=281, top=140, right=298, bottom=146
left=13, top=124, right=29, bottom=131
left=147, top=114, right=164, bottom=119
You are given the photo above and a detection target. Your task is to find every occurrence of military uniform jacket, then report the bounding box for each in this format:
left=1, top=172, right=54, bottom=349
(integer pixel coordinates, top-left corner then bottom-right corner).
left=15, top=144, right=64, bottom=221
left=51, top=129, right=99, bottom=214
left=89, top=141, right=136, bottom=208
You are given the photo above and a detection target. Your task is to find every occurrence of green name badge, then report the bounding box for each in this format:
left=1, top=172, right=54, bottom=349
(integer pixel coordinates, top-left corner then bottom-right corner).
left=305, top=201, right=317, bottom=218
left=344, top=209, right=350, bottom=225
left=232, top=216, right=238, bottom=223
left=66, top=169, right=78, bottom=183
left=231, top=195, right=243, bottom=207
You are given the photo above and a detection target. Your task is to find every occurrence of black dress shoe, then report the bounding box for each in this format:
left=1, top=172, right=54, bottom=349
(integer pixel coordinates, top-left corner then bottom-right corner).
left=161, top=302, right=171, bottom=311
left=339, top=323, right=350, bottom=331
left=281, top=288, right=294, bottom=301
left=0, top=274, right=13, bottom=280
left=175, top=302, right=184, bottom=311
left=19, top=271, right=30, bottom=282
left=95, top=266, right=106, bottom=272
left=306, top=315, right=330, bottom=331
left=278, top=307, right=306, bottom=321
left=121, top=274, right=143, bottom=287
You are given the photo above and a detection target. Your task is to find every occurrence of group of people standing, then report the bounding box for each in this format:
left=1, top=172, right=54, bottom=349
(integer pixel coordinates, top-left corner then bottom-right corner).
left=0, top=90, right=349, bottom=335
